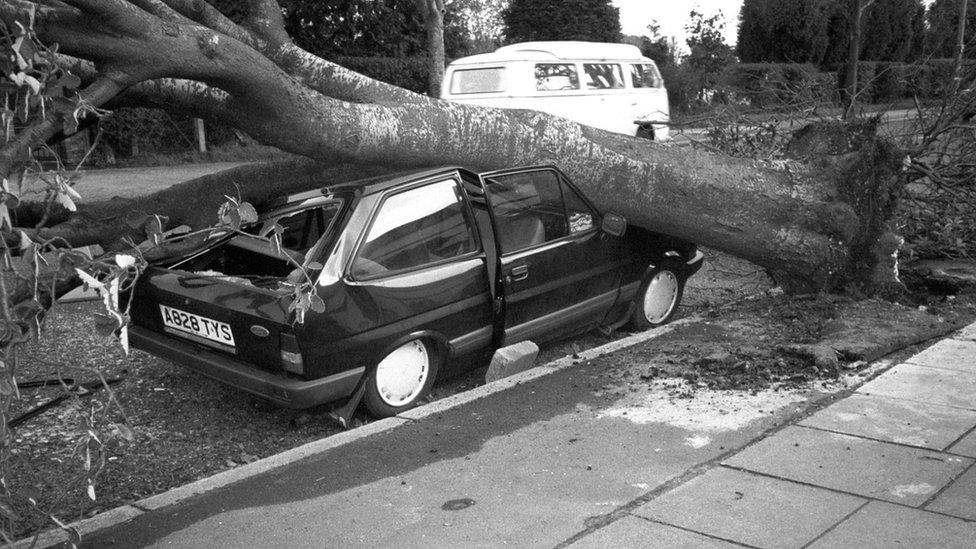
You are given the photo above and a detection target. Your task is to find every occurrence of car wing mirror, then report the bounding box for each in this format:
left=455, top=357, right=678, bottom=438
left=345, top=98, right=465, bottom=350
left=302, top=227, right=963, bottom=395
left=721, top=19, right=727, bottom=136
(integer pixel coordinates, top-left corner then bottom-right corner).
left=602, top=212, right=627, bottom=237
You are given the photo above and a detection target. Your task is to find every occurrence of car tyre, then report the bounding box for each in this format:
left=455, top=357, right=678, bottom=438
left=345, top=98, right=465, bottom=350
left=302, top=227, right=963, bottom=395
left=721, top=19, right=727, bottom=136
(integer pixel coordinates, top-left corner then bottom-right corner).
left=629, top=259, right=684, bottom=330
left=364, top=339, right=439, bottom=418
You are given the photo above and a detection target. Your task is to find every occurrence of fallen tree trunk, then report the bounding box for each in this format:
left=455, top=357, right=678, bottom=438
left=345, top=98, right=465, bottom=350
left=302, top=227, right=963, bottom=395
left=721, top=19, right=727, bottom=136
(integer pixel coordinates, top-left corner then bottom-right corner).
left=0, top=0, right=905, bottom=294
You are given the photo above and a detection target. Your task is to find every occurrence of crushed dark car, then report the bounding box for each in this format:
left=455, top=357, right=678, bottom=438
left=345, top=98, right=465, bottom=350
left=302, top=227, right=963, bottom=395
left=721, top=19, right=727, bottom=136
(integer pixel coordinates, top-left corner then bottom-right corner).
left=127, top=166, right=704, bottom=418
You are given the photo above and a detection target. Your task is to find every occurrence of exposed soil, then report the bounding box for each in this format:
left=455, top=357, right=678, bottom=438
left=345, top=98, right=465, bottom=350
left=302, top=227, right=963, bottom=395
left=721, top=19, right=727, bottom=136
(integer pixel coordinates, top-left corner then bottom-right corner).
left=7, top=249, right=976, bottom=540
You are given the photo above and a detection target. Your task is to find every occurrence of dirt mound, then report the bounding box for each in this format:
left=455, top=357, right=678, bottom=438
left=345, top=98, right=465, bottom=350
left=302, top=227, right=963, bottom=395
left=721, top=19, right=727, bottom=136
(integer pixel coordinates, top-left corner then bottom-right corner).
left=608, top=293, right=976, bottom=395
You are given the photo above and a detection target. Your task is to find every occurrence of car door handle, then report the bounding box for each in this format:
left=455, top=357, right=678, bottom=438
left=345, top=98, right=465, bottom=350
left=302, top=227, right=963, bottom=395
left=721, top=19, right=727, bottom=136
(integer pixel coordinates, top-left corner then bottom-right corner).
left=506, top=265, right=529, bottom=282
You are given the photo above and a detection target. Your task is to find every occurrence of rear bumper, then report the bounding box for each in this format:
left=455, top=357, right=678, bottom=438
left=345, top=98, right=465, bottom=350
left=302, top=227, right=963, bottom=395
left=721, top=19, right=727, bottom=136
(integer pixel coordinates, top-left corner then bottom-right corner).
left=129, top=326, right=364, bottom=409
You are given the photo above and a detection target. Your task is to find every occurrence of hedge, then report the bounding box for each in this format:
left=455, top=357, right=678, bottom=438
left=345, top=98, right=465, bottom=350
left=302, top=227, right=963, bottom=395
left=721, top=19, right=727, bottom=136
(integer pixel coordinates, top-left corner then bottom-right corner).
left=719, top=63, right=836, bottom=108
left=839, top=59, right=976, bottom=103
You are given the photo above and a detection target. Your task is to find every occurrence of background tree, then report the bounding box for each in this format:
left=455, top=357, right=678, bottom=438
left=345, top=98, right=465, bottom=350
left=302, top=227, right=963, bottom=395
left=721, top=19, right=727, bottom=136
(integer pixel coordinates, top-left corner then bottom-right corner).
left=501, top=0, right=621, bottom=43
left=737, top=0, right=834, bottom=65
left=843, top=0, right=875, bottom=118
left=927, top=0, right=976, bottom=58
left=632, top=21, right=678, bottom=68
left=413, top=0, right=447, bottom=97
left=684, top=10, right=737, bottom=101
left=738, top=0, right=926, bottom=67
left=824, top=0, right=926, bottom=67
left=449, top=0, right=506, bottom=54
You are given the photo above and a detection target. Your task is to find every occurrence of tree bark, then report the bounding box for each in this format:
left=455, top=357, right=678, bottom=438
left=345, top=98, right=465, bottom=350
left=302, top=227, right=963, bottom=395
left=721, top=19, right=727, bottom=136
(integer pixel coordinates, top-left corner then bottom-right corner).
left=843, top=0, right=874, bottom=120
left=0, top=0, right=906, bottom=295
left=412, top=0, right=447, bottom=98
left=952, top=0, right=969, bottom=96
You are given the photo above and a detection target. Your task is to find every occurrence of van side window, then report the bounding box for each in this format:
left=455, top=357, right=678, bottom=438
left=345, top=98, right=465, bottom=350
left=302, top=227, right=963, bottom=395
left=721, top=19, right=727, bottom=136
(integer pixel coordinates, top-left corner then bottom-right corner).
left=535, top=63, right=579, bottom=91
left=631, top=63, right=663, bottom=89
left=450, top=67, right=505, bottom=94
left=583, top=63, right=624, bottom=90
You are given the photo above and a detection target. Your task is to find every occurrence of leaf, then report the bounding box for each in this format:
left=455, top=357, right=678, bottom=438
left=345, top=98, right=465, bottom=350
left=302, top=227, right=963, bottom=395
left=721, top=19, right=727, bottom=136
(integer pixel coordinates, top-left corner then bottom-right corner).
left=0, top=377, right=14, bottom=396
left=92, top=313, right=119, bottom=337
left=56, top=190, right=76, bottom=212
left=18, top=230, right=32, bottom=251
left=238, top=202, right=258, bottom=224
left=0, top=204, right=11, bottom=231
left=114, top=254, right=136, bottom=269
left=75, top=269, right=104, bottom=291
left=114, top=423, right=135, bottom=442
left=119, top=325, right=130, bottom=355
left=61, top=182, right=82, bottom=201
left=23, top=74, right=41, bottom=95
left=86, top=482, right=96, bottom=501
left=309, top=294, right=326, bottom=314
left=305, top=261, right=323, bottom=270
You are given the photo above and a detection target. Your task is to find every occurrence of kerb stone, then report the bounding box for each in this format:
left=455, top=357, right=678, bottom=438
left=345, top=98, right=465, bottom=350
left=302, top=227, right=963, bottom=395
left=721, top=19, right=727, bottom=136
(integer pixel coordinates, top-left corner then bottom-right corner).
left=485, top=341, right=540, bottom=383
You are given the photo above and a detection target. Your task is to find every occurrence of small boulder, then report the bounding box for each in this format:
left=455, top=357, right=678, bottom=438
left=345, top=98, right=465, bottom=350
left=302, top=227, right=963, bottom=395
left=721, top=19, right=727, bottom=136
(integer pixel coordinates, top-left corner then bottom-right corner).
left=485, top=341, right=540, bottom=383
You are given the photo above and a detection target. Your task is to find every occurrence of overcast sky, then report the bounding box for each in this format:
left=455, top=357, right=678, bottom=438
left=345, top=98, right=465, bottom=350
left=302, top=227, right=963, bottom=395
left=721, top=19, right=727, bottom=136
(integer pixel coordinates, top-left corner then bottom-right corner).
left=612, top=0, right=743, bottom=46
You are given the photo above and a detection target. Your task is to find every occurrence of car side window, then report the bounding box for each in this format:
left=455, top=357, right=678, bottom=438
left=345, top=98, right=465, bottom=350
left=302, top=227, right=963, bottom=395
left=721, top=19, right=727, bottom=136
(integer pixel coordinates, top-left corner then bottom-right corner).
left=562, top=183, right=595, bottom=233
left=484, top=170, right=595, bottom=254
left=352, top=179, right=479, bottom=278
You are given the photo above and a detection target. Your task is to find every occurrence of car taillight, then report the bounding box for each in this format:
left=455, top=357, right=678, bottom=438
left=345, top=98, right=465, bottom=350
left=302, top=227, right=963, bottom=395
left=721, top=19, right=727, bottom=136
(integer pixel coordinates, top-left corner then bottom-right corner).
left=280, top=333, right=304, bottom=375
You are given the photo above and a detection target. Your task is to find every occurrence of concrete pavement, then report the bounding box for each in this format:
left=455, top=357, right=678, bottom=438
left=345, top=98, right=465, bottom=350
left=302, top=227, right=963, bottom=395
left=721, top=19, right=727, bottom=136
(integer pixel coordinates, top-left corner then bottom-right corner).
left=23, top=320, right=976, bottom=548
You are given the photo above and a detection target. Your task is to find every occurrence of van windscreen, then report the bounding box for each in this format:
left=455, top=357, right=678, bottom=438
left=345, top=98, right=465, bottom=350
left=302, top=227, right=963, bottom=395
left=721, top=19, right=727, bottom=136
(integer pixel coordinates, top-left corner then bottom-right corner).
left=631, top=63, right=664, bottom=89
left=450, top=67, right=505, bottom=94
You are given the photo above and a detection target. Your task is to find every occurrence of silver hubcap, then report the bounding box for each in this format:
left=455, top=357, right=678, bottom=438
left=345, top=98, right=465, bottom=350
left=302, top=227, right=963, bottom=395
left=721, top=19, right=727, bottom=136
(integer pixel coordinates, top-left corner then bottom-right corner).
left=643, top=270, right=679, bottom=324
left=375, top=340, right=429, bottom=407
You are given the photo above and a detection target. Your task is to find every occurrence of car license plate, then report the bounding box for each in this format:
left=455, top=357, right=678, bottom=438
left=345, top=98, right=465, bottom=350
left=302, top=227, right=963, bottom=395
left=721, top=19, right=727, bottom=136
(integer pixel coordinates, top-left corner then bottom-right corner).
left=160, top=305, right=235, bottom=347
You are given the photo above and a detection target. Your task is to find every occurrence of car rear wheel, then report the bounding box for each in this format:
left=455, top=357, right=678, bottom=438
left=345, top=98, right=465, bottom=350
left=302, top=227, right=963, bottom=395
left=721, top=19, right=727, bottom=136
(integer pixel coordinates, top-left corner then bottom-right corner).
left=629, top=259, right=684, bottom=330
left=364, top=339, right=439, bottom=418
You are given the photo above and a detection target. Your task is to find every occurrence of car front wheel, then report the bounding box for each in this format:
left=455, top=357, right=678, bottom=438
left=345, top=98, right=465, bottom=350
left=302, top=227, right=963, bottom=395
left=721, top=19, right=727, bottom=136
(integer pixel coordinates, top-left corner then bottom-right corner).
left=364, top=339, right=439, bottom=418
left=629, top=259, right=684, bottom=330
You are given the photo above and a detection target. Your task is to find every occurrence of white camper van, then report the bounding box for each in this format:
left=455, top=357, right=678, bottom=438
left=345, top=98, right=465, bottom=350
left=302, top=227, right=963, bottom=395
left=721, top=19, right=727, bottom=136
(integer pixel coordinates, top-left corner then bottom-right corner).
left=442, top=41, right=670, bottom=140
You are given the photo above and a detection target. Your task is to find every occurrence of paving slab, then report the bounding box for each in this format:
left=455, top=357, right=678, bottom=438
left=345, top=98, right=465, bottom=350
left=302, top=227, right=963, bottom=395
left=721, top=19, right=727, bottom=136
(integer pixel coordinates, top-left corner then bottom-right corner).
left=634, top=467, right=864, bottom=548
left=568, top=516, right=742, bottom=549
left=948, top=428, right=976, bottom=457
left=956, top=322, right=976, bottom=341
left=907, top=339, right=976, bottom=374
left=925, top=465, right=976, bottom=520
left=799, top=393, right=976, bottom=450
left=808, top=501, right=976, bottom=548
left=856, top=363, right=976, bottom=411
left=724, top=426, right=973, bottom=506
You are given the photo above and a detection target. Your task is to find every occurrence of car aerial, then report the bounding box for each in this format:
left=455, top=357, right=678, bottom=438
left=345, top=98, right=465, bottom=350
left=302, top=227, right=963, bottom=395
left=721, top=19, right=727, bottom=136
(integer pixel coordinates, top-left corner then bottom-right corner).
left=126, top=165, right=704, bottom=419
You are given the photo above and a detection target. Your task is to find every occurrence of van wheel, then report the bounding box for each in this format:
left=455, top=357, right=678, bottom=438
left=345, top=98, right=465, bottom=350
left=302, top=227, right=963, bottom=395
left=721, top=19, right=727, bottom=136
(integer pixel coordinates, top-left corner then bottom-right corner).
left=364, top=339, right=439, bottom=418
left=628, top=259, right=684, bottom=330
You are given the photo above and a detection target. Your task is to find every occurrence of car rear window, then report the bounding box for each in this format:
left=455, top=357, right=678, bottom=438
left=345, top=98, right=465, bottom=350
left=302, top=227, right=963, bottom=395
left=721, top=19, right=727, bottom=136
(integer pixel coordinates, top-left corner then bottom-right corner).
left=450, top=67, right=506, bottom=94
left=254, top=201, right=343, bottom=255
